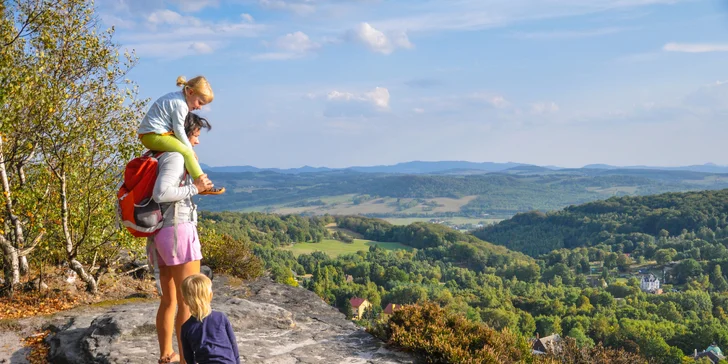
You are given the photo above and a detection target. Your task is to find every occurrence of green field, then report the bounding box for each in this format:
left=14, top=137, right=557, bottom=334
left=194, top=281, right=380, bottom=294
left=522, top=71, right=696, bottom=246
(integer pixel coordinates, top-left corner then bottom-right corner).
left=383, top=217, right=503, bottom=225
left=281, top=239, right=413, bottom=257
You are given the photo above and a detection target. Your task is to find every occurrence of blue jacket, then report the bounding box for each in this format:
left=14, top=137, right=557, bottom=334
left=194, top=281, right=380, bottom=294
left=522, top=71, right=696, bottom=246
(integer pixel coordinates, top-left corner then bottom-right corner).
left=181, top=310, right=240, bottom=364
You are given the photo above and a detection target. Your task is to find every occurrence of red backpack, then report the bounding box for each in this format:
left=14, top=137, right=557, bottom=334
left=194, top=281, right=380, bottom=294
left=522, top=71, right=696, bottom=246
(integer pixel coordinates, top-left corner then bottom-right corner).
left=116, top=151, right=165, bottom=238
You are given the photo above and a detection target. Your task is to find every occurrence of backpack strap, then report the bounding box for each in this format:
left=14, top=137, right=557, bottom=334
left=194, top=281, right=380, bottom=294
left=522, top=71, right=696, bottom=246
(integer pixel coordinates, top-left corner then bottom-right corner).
left=148, top=236, right=163, bottom=297
left=170, top=170, right=189, bottom=259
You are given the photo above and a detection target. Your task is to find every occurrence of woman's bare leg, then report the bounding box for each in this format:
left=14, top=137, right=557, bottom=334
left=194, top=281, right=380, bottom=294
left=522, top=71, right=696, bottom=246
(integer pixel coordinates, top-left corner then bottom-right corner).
left=156, top=266, right=179, bottom=362
left=170, top=260, right=201, bottom=364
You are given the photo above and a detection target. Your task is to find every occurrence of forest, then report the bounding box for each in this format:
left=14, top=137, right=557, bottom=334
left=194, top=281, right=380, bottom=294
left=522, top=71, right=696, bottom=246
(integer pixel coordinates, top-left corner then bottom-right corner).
left=199, top=189, right=728, bottom=363
left=199, top=169, right=728, bottom=219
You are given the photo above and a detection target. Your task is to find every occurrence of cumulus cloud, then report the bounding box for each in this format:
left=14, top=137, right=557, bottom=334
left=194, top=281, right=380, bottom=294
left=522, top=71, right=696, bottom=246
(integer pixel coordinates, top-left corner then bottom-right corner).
left=168, top=0, right=218, bottom=12
left=252, top=31, right=320, bottom=60
left=241, top=13, right=255, bottom=23
left=147, top=9, right=202, bottom=27
left=275, top=31, right=320, bottom=52
left=347, top=22, right=413, bottom=55
left=324, top=87, right=391, bottom=117
left=100, top=14, right=137, bottom=29
left=124, top=40, right=223, bottom=59
left=189, top=41, right=214, bottom=54
left=470, top=93, right=510, bottom=108
left=259, top=0, right=316, bottom=15
left=116, top=8, right=264, bottom=59
left=531, top=101, right=560, bottom=114
left=663, top=42, right=728, bottom=53
left=512, top=27, right=630, bottom=40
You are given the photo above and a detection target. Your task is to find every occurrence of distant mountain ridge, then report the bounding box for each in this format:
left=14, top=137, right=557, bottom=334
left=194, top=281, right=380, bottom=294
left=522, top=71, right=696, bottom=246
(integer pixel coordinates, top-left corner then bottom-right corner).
left=582, top=163, right=728, bottom=174
left=200, top=161, right=728, bottom=175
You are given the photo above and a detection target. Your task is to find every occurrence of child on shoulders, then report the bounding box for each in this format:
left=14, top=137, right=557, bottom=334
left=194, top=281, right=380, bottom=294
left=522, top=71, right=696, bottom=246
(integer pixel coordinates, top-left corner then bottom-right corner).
left=138, top=76, right=224, bottom=195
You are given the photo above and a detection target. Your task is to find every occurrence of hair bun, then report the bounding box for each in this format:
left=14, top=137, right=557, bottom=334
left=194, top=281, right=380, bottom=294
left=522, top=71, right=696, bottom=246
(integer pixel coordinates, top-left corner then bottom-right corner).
left=176, top=76, right=187, bottom=87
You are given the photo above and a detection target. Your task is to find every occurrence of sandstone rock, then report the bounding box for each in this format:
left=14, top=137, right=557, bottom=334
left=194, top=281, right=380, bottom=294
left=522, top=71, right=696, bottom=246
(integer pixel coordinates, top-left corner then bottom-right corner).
left=200, top=265, right=213, bottom=281
left=45, top=276, right=418, bottom=363
left=24, top=278, right=48, bottom=292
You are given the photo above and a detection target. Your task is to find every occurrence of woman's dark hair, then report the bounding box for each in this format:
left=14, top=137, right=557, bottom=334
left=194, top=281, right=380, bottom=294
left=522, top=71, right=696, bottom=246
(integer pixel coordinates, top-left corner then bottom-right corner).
left=184, top=112, right=212, bottom=137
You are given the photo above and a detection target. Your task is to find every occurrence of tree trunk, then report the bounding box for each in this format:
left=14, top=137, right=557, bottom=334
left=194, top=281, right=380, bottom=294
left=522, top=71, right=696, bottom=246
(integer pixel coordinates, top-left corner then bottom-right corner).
left=60, top=172, right=97, bottom=293
left=19, top=255, right=28, bottom=275
left=16, top=148, right=34, bottom=187
left=0, top=235, right=19, bottom=291
left=0, top=134, right=21, bottom=290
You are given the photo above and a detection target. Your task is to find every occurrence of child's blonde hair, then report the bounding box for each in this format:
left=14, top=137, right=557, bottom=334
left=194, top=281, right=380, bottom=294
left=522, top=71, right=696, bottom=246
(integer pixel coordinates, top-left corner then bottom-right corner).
left=182, top=273, right=213, bottom=320
left=176, top=75, right=214, bottom=104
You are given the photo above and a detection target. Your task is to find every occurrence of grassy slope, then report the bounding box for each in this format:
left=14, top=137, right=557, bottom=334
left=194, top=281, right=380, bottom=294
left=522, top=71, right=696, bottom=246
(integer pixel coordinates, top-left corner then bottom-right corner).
left=281, top=239, right=413, bottom=257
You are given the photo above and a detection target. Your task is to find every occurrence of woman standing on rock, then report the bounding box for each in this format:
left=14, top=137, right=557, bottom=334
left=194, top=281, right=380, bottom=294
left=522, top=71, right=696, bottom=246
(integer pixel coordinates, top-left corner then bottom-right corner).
left=148, top=113, right=213, bottom=364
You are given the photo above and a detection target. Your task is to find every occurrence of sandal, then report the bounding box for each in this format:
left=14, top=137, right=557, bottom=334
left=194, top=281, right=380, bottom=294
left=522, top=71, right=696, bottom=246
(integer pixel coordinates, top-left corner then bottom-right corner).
left=158, top=352, right=180, bottom=364
left=199, top=186, right=226, bottom=195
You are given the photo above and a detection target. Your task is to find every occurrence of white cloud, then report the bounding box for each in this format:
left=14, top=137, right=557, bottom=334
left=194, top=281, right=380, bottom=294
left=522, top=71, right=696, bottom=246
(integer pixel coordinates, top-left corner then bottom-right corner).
left=169, top=0, right=218, bottom=12
left=189, top=41, right=214, bottom=54
left=470, top=93, right=510, bottom=108
left=369, top=0, right=689, bottom=34
left=123, top=40, right=224, bottom=59
left=531, top=101, right=560, bottom=114
left=275, top=31, right=320, bottom=52
left=348, top=22, right=413, bottom=55
left=512, top=27, right=630, bottom=40
left=259, top=0, right=316, bottom=15
left=413, top=108, right=425, bottom=114
left=241, top=13, right=255, bottom=22
left=663, top=42, right=728, bottom=53
left=146, top=9, right=202, bottom=27
left=683, top=81, right=728, bottom=111
left=116, top=11, right=265, bottom=59
left=252, top=31, right=320, bottom=61
left=100, top=13, right=137, bottom=29
left=324, top=87, right=390, bottom=117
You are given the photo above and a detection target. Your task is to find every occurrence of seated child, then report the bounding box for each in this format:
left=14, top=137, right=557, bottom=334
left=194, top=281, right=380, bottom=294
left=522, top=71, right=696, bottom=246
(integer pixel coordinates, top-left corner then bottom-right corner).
left=138, top=75, right=224, bottom=195
left=180, top=274, right=240, bottom=364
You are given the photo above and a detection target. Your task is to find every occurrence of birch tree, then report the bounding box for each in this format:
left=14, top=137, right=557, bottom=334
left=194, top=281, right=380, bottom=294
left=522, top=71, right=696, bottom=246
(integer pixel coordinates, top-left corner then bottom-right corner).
left=1, top=0, right=146, bottom=293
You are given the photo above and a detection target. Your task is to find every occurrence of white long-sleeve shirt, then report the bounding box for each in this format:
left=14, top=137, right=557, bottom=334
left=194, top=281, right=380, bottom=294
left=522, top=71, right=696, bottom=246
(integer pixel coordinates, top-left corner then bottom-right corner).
left=137, top=91, right=192, bottom=149
left=152, top=152, right=199, bottom=227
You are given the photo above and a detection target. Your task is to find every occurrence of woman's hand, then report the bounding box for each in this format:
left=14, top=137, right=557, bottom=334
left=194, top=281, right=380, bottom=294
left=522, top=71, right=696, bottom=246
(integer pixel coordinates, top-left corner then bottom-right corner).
left=194, top=174, right=213, bottom=192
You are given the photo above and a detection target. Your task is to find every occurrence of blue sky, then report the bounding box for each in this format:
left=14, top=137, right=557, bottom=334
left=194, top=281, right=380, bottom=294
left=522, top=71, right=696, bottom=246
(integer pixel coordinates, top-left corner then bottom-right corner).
left=99, top=0, right=728, bottom=169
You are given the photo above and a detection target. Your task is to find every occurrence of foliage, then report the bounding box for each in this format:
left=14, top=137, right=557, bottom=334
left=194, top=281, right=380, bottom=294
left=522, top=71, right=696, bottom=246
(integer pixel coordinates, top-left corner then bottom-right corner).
left=198, top=211, right=333, bottom=247
left=373, top=301, right=535, bottom=364
left=548, top=337, right=647, bottom=364
left=199, top=227, right=263, bottom=280
left=371, top=301, right=649, bottom=364
left=202, top=210, right=728, bottom=362
left=0, top=0, right=145, bottom=293
left=474, top=189, right=728, bottom=258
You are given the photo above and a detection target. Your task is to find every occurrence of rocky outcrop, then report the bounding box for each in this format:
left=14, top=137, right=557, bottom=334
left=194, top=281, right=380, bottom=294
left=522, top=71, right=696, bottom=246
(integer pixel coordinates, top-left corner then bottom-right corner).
left=43, top=276, right=417, bottom=363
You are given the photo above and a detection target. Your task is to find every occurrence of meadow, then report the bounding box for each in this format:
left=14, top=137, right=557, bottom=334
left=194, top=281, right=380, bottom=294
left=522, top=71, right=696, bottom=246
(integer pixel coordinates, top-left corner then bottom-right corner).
left=281, top=239, right=413, bottom=257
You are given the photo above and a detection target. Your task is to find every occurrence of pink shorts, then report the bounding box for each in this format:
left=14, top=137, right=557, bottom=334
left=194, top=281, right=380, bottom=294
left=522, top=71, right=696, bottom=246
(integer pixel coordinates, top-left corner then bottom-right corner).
left=148, top=222, right=202, bottom=267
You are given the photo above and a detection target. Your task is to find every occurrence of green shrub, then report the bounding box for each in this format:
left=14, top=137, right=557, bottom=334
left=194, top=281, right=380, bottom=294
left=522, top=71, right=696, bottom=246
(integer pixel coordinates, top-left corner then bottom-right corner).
left=371, top=301, right=535, bottom=363
left=200, top=228, right=264, bottom=280
left=371, top=302, right=649, bottom=364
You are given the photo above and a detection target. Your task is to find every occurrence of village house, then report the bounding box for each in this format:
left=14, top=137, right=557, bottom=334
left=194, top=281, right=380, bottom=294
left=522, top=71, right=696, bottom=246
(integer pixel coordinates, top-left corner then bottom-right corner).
left=640, top=274, right=662, bottom=294
left=694, top=344, right=725, bottom=363
left=349, top=297, right=371, bottom=320
left=531, top=333, right=562, bottom=355
left=380, top=303, right=399, bottom=321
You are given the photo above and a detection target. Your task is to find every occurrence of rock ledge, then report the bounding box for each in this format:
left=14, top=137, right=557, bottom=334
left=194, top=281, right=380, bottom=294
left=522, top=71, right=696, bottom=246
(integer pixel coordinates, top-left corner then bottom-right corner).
left=44, top=276, right=417, bottom=364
